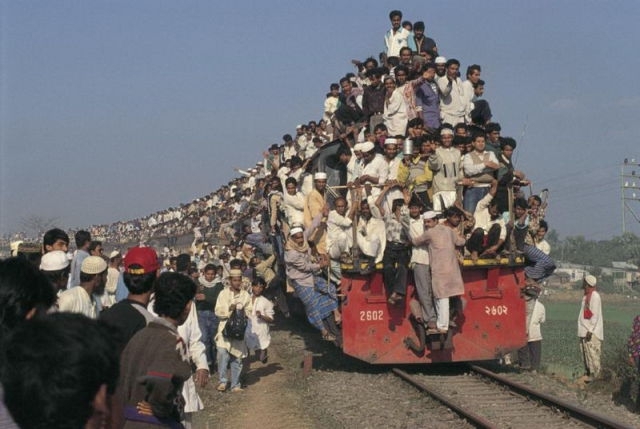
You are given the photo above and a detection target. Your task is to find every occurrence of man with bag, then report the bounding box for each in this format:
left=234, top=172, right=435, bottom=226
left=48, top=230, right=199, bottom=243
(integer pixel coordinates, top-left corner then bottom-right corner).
left=578, top=275, right=603, bottom=382
left=214, top=269, right=252, bottom=392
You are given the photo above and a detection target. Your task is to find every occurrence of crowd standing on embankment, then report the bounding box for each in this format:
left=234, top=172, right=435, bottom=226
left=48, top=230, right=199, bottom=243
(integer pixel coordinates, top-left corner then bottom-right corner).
left=1, top=9, right=638, bottom=428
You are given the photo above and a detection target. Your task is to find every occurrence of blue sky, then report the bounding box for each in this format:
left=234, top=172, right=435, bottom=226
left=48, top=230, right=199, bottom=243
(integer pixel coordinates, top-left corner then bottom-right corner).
left=2, top=0, right=640, bottom=239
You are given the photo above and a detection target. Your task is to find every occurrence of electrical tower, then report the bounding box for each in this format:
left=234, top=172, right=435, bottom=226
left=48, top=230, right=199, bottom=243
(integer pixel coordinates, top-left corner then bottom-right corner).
left=622, top=158, right=640, bottom=234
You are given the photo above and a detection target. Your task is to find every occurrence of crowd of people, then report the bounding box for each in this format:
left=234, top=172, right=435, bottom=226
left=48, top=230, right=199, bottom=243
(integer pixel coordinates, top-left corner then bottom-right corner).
left=1, top=9, right=638, bottom=428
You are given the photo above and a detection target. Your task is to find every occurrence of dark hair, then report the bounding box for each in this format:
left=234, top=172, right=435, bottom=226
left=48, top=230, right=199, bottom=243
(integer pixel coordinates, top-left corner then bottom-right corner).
left=153, top=272, right=197, bottom=319
left=473, top=79, right=485, bottom=88
left=500, top=137, right=517, bottom=150
left=176, top=254, right=191, bottom=272
left=373, top=123, right=387, bottom=132
left=402, top=20, right=412, bottom=29
left=364, top=57, right=378, bottom=68
left=74, top=230, right=91, bottom=248
left=285, top=177, right=298, bottom=187
left=282, top=134, right=293, bottom=142
left=330, top=83, right=339, bottom=90
left=445, top=58, right=460, bottom=68
left=88, top=240, right=102, bottom=253
left=485, top=122, right=501, bottom=133
left=0, top=257, right=56, bottom=336
left=252, top=277, right=267, bottom=288
left=539, top=220, right=549, bottom=231
left=392, top=198, right=405, bottom=212
left=1, top=313, right=119, bottom=429
left=413, top=21, right=425, bottom=31
left=42, top=228, right=69, bottom=248
left=529, top=195, right=542, bottom=206
left=339, top=76, right=351, bottom=85
left=514, top=197, right=528, bottom=209
left=122, top=266, right=156, bottom=295
left=421, top=62, right=436, bottom=72
left=454, top=122, right=467, bottom=132
left=389, top=10, right=402, bottom=20
left=471, top=132, right=485, bottom=142
left=366, top=68, right=383, bottom=79
left=395, top=64, right=409, bottom=77
left=466, top=64, right=481, bottom=78
left=399, top=47, right=412, bottom=56
left=444, top=206, right=464, bottom=218
left=204, top=263, right=217, bottom=273
left=229, top=258, right=244, bottom=269
left=407, top=117, right=424, bottom=128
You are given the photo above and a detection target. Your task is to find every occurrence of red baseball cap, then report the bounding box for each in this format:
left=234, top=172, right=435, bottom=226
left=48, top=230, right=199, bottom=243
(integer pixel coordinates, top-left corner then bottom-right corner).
left=124, top=247, right=159, bottom=274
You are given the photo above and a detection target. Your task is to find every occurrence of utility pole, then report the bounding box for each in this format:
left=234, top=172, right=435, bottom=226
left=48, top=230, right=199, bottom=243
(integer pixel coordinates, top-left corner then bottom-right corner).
left=621, top=158, right=640, bottom=234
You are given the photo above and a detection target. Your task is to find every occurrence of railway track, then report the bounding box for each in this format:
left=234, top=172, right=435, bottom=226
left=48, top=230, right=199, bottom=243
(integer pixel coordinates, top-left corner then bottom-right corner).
left=392, top=365, right=634, bottom=429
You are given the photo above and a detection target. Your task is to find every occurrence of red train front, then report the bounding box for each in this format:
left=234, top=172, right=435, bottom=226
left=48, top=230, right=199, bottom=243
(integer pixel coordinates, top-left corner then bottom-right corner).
left=339, top=258, right=528, bottom=364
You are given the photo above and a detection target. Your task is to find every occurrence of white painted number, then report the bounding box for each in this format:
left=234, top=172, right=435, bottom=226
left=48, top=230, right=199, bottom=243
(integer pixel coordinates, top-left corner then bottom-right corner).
left=484, top=305, right=508, bottom=316
left=359, top=310, right=384, bottom=321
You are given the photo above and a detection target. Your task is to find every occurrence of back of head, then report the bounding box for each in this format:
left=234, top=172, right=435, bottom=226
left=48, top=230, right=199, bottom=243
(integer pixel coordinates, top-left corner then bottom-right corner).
left=0, top=257, right=56, bottom=338
left=1, top=313, right=119, bottom=428
left=175, top=253, right=191, bottom=273
left=74, top=230, right=91, bottom=248
left=153, top=272, right=197, bottom=319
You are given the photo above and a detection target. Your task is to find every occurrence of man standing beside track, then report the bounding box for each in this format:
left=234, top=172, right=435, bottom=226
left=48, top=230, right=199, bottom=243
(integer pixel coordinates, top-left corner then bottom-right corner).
left=578, top=275, right=603, bottom=382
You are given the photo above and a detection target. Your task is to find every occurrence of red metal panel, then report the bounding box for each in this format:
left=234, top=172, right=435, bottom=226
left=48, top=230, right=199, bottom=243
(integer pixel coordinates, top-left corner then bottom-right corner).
left=341, top=264, right=528, bottom=364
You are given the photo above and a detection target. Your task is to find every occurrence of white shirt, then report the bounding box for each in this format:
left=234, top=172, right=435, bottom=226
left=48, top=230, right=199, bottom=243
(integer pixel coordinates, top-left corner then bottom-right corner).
left=362, top=153, right=389, bottom=187
left=58, top=286, right=97, bottom=319
left=407, top=217, right=430, bottom=265
left=578, top=290, right=604, bottom=341
left=384, top=27, right=412, bottom=57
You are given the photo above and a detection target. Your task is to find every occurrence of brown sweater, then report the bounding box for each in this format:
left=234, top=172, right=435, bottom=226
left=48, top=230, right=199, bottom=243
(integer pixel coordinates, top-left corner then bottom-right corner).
left=116, top=319, right=191, bottom=427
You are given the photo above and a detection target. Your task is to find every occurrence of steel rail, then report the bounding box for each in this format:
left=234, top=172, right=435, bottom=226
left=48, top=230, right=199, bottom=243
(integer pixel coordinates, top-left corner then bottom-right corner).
left=391, top=368, right=498, bottom=429
left=469, top=365, right=634, bottom=429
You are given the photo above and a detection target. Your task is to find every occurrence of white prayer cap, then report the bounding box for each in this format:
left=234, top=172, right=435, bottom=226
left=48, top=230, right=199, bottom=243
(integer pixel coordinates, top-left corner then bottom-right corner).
left=296, top=124, right=303, bottom=129
left=290, top=226, right=304, bottom=236
left=384, top=138, right=397, bottom=146
left=440, top=128, right=454, bottom=136
left=435, top=56, right=447, bottom=64
left=40, top=250, right=70, bottom=271
left=109, top=250, right=121, bottom=259
left=584, top=275, right=597, bottom=287
left=314, top=172, right=328, bottom=180
left=360, top=141, right=375, bottom=153
left=353, top=143, right=364, bottom=152
left=421, top=211, right=439, bottom=220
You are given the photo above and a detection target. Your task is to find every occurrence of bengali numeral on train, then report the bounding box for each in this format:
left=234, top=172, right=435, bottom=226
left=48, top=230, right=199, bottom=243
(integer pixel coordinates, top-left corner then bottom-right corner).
left=485, top=305, right=508, bottom=316
left=359, top=310, right=384, bottom=321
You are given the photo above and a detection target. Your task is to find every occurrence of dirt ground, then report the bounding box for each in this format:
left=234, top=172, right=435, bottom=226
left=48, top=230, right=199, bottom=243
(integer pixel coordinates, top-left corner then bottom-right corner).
left=193, top=340, right=316, bottom=428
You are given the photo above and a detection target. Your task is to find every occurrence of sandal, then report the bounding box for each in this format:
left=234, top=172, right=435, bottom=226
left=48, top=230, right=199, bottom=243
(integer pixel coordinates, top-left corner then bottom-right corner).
left=322, top=332, right=336, bottom=341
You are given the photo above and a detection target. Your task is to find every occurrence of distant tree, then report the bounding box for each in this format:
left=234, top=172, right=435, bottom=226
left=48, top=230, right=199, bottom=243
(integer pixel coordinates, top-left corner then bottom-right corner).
left=20, top=216, right=59, bottom=238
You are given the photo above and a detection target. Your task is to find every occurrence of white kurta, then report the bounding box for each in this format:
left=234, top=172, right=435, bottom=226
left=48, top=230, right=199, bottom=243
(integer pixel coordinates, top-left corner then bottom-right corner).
left=245, top=295, right=274, bottom=351
left=383, top=88, right=408, bottom=136
left=326, top=210, right=354, bottom=259
left=57, top=286, right=97, bottom=319
left=578, top=291, right=604, bottom=341
left=215, top=288, right=253, bottom=358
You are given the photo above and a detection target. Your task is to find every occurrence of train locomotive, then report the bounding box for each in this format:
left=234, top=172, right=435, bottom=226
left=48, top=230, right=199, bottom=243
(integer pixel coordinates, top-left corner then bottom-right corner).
left=338, top=257, right=528, bottom=364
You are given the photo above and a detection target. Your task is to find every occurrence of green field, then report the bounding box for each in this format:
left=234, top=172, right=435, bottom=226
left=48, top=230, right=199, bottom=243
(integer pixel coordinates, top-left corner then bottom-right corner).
left=540, top=297, right=639, bottom=380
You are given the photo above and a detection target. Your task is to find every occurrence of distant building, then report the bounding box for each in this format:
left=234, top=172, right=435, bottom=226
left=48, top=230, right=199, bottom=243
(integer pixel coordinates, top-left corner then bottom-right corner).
left=607, top=261, right=639, bottom=290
